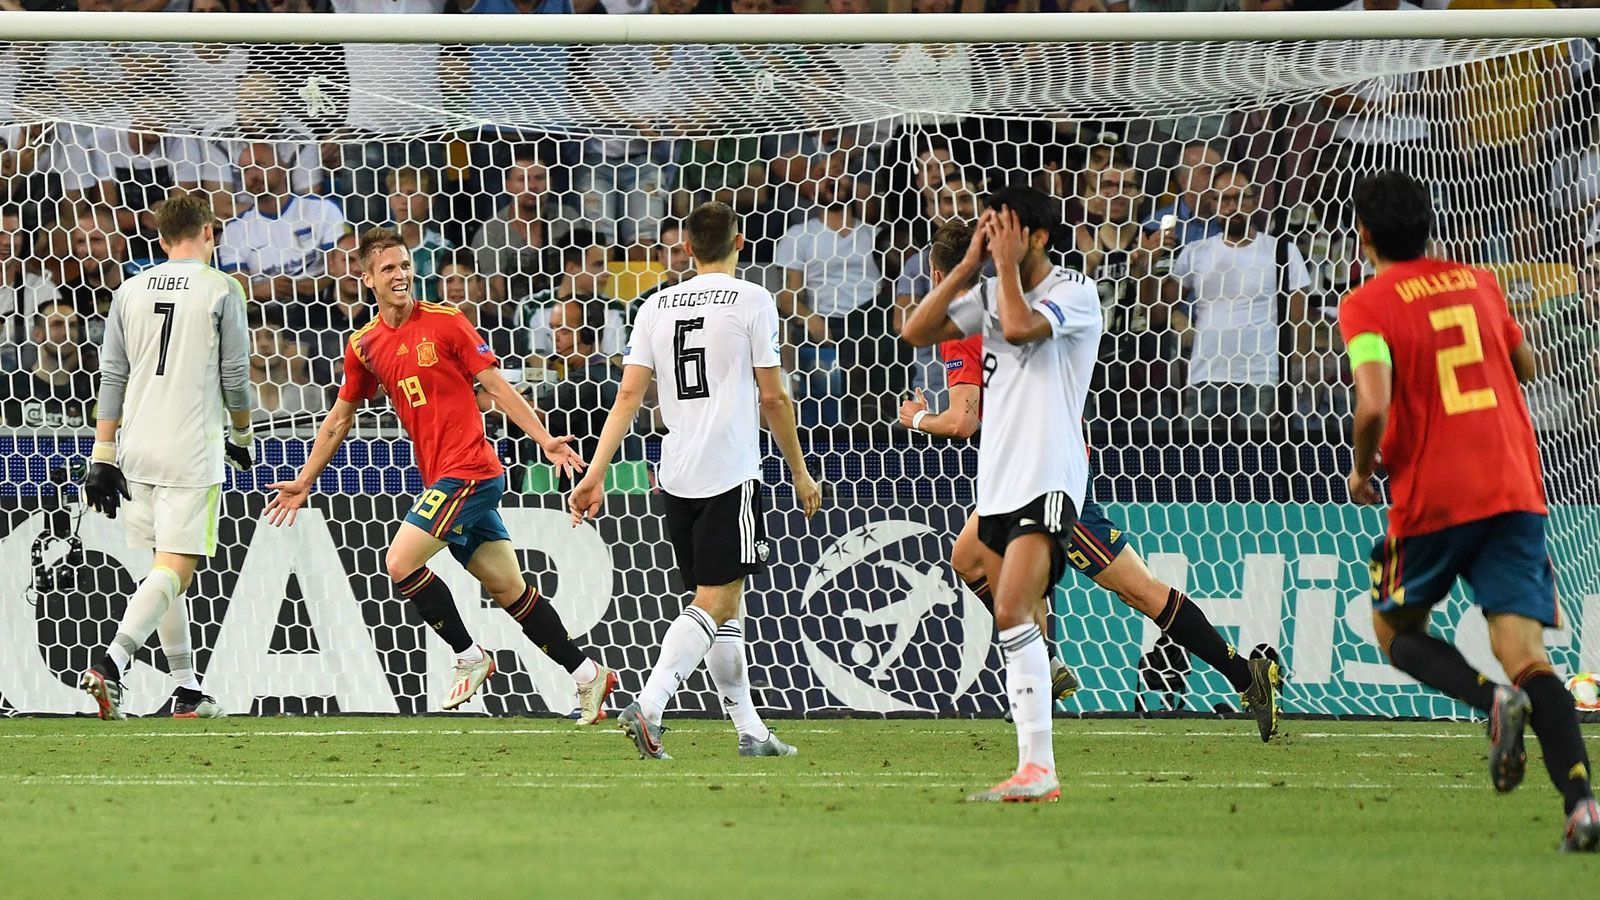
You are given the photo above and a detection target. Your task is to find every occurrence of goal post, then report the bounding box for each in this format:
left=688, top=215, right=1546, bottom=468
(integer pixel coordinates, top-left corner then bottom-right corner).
left=0, top=12, right=1597, bottom=720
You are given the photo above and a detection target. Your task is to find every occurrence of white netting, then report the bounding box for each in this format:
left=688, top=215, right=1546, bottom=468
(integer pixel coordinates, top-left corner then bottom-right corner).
left=2, top=29, right=1598, bottom=718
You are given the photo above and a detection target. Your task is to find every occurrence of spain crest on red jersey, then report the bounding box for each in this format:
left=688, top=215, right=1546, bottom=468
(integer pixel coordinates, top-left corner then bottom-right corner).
left=416, top=339, right=438, bottom=367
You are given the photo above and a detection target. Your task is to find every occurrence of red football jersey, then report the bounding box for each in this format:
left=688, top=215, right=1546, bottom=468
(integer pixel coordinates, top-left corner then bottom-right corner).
left=1339, top=257, right=1546, bottom=537
left=940, top=334, right=984, bottom=389
left=338, top=301, right=505, bottom=486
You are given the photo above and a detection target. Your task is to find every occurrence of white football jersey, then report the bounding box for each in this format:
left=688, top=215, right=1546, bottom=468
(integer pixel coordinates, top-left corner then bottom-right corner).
left=623, top=272, right=781, bottom=499
left=97, top=259, right=252, bottom=488
left=948, top=266, right=1102, bottom=517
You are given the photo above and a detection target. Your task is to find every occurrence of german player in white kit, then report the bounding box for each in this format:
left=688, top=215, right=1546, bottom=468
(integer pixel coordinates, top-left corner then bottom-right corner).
left=570, top=202, right=822, bottom=759
left=902, top=186, right=1101, bottom=802
left=80, top=194, right=254, bottom=720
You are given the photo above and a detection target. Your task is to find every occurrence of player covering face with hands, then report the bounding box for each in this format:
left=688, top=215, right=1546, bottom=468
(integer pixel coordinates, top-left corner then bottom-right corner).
left=900, top=218, right=1280, bottom=744
left=570, top=202, right=821, bottom=760
left=265, top=228, right=618, bottom=721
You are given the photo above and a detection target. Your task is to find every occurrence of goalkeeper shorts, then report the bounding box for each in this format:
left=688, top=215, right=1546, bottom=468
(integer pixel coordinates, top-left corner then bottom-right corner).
left=124, top=481, right=222, bottom=556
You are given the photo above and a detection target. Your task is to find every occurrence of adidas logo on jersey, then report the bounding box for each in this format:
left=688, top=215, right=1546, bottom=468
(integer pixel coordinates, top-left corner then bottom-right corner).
left=397, top=343, right=409, bottom=355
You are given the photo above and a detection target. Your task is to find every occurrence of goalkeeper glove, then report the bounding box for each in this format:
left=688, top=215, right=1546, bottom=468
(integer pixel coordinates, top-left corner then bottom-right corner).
left=84, top=441, right=130, bottom=520
left=225, top=423, right=254, bottom=473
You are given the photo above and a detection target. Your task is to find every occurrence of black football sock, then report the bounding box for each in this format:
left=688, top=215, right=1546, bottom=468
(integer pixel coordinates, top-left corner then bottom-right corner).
left=95, top=654, right=121, bottom=682
left=963, top=575, right=994, bottom=615
left=175, top=686, right=204, bottom=705
left=1388, top=631, right=1495, bottom=712
left=504, top=585, right=587, bottom=674
left=1153, top=590, right=1253, bottom=693
left=1517, top=665, right=1595, bottom=815
left=395, top=567, right=474, bottom=654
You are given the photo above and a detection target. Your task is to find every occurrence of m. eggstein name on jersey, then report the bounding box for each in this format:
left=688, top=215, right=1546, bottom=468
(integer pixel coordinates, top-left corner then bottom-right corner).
left=660, top=289, right=742, bottom=309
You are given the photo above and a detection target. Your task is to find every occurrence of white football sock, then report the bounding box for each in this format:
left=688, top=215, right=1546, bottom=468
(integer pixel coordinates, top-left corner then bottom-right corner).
left=705, top=620, right=769, bottom=741
left=638, top=606, right=717, bottom=727
left=573, top=658, right=599, bottom=686
left=156, top=591, right=202, bottom=692
left=999, top=622, right=1054, bottom=775
left=107, top=566, right=181, bottom=679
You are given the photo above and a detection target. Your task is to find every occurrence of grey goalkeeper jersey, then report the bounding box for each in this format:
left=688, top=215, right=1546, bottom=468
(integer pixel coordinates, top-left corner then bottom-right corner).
left=97, top=258, right=252, bottom=488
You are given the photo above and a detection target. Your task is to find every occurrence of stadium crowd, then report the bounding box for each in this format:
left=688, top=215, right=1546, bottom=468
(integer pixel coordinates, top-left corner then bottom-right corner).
left=1, top=0, right=1598, bottom=493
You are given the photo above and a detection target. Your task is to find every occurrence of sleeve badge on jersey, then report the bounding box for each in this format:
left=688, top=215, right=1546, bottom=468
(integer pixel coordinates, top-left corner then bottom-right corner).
left=416, top=340, right=438, bottom=367
left=944, top=359, right=964, bottom=371
left=1038, top=298, right=1067, bottom=325
left=476, top=343, right=490, bottom=355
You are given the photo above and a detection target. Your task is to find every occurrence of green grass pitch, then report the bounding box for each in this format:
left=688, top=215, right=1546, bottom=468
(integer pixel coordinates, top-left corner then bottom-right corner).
left=0, top=717, right=1594, bottom=898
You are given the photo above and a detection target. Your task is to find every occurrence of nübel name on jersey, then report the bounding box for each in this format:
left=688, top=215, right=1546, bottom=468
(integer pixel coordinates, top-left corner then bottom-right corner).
left=662, top=289, right=741, bottom=308
left=145, top=275, right=191, bottom=292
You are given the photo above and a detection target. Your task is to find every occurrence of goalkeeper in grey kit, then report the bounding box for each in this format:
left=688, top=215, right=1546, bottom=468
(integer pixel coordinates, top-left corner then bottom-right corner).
left=80, top=194, right=255, bottom=720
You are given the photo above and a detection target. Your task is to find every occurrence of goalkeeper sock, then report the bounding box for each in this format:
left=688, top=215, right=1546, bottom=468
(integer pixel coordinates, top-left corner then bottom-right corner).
left=104, top=566, right=181, bottom=680
left=503, top=585, right=589, bottom=675
left=639, top=605, right=718, bottom=727
left=999, top=622, right=1054, bottom=775
left=156, top=591, right=202, bottom=692
left=1154, top=590, right=1253, bottom=694
left=705, top=619, right=770, bottom=741
left=395, top=567, right=474, bottom=655
left=1516, top=665, right=1595, bottom=815
left=1388, top=631, right=1495, bottom=712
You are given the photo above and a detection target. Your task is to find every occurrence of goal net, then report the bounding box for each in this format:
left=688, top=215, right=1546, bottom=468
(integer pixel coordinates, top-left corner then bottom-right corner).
left=2, top=16, right=1597, bottom=719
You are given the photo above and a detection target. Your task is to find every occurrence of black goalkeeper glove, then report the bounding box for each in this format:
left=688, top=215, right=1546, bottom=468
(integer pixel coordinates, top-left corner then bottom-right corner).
left=225, top=424, right=253, bottom=473
left=84, top=441, right=131, bottom=520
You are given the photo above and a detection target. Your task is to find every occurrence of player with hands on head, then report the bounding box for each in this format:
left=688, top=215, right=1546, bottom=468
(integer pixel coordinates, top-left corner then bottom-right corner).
left=570, top=201, right=821, bottom=760
left=265, top=227, right=616, bottom=721
left=1342, top=170, right=1597, bottom=852
left=902, top=217, right=1280, bottom=742
left=80, top=193, right=249, bottom=720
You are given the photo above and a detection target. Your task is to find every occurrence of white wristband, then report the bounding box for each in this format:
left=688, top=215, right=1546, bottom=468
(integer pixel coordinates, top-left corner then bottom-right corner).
left=229, top=424, right=253, bottom=447
left=911, top=410, right=930, bottom=432
left=90, top=441, right=117, bottom=465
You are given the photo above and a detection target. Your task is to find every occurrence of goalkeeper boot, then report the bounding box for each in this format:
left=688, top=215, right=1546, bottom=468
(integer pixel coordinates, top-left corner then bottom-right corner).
left=1561, top=798, right=1600, bottom=853
left=441, top=646, right=497, bottom=711
left=1487, top=684, right=1532, bottom=794
left=79, top=665, right=124, bottom=721
left=1051, top=658, right=1081, bottom=701
left=1241, top=655, right=1281, bottom=743
left=738, top=730, right=798, bottom=757
left=575, top=665, right=619, bottom=726
left=965, top=764, right=1060, bottom=803
left=172, top=689, right=223, bottom=719
left=618, top=701, right=670, bottom=760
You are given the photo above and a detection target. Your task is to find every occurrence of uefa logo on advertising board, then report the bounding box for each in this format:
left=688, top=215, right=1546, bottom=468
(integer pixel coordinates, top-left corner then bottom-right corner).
left=797, top=520, right=995, bottom=713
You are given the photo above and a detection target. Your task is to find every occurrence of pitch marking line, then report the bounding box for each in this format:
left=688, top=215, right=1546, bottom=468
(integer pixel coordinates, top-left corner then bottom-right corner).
left=12, top=775, right=1481, bottom=791
left=0, top=727, right=1486, bottom=740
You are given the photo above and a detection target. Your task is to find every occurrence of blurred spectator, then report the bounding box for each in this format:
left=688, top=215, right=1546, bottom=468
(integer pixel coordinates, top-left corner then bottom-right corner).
left=1169, top=164, right=1312, bottom=431
left=526, top=244, right=625, bottom=356
left=441, top=252, right=531, bottom=361
left=893, top=179, right=978, bottom=409
left=1143, top=140, right=1223, bottom=247
left=97, top=119, right=188, bottom=266
left=775, top=155, right=887, bottom=424
left=383, top=166, right=451, bottom=302
left=540, top=298, right=624, bottom=468
left=0, top=205, right=60, bottom=373
left=4, top=301, right=95, bottom=428
left=631, top=220, right=693, bottom=309
left=331, top=0, right=447, bottom=137
left=470, top=147, right=577, bottom=304
left=174, top=72, right=323, bottom=221
left=1443, top=0, right=1567, bottom=261
left=291, top=231, right=367, bottom=383
left=251, top=324, right=323, bottom=425
left=219, top=141, right=346, bottom=306
left=54, top=205, right=127, bottom=340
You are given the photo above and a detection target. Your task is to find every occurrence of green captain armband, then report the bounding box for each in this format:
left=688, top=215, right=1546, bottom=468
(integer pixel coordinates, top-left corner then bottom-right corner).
left=1346, top=332, right=1392, bottom=368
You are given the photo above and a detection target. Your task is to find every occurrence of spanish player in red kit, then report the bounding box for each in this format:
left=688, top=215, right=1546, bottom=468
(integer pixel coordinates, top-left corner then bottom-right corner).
left=265, top=228, right=618, bottom=722
left=1342, top=172, right=1596, bottom=852
left=900, top=220, right=1279, bottom=741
